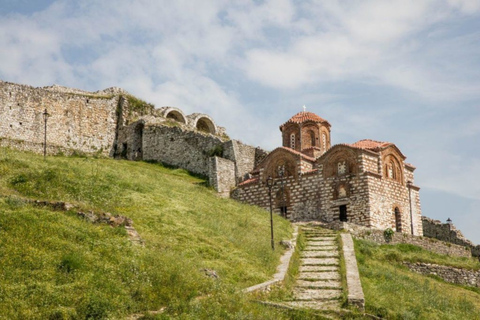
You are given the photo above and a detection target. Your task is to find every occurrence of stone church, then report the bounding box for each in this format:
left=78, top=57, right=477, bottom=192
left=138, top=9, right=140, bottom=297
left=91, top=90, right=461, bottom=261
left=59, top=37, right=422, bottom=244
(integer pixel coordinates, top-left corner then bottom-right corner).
left=231, top=110, right=423, bottom=236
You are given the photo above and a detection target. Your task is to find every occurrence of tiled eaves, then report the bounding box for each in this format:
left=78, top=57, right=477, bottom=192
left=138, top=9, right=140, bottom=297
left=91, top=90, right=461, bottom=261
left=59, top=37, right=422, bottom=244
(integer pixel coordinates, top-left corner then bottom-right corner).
left=237, top=177, right=259, bottom=187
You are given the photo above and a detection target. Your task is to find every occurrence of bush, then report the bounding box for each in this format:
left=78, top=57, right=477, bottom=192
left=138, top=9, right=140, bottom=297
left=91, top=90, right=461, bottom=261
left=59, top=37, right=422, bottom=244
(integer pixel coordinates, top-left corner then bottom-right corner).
left=384, top=228, right=394, bottom=243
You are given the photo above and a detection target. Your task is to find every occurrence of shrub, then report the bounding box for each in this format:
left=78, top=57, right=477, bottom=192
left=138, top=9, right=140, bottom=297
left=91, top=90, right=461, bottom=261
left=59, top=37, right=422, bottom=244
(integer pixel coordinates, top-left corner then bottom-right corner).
left=384, top=228, right=394, bottom=243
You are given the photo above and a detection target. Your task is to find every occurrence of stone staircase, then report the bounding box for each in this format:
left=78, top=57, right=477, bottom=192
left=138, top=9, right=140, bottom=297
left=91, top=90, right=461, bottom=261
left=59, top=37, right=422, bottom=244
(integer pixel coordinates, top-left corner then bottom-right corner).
left=285, top=225, right=343, bottom=311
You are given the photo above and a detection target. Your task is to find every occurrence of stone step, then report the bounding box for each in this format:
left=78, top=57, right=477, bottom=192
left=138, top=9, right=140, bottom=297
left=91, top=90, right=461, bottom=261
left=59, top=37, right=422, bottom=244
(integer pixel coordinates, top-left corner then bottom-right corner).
left=296, top=279, right=342, bottom=289
left=301, top=257, right=339, bottom=266
left=308, top=241, right=337, bottom=246
left=308, top=236, right=337, bottom=241
left=294, top=288, right=343, bottom=300
left=298, top=271, right=341, bottom=281
left=302, top=251, right=338, bottom=258
left=304, top=246, right=338, bottom=251
left=299, top=265, right=338, bottom=272
left=304, top=232, right=337, bottom=236
left=283, top=300, right=340, bottom=311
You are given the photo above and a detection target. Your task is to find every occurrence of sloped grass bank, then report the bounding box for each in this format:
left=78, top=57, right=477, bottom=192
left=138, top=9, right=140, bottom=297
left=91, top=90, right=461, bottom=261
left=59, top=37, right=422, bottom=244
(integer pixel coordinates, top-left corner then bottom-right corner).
left=0, top=147, right=293, bottom=319
left=355, top=239, right=480, bottom=319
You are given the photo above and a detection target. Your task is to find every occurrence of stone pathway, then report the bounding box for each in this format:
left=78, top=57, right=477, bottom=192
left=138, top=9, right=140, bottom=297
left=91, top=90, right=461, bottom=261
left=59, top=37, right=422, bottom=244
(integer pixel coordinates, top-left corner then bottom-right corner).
left=285, top=225, right=343, bottom=311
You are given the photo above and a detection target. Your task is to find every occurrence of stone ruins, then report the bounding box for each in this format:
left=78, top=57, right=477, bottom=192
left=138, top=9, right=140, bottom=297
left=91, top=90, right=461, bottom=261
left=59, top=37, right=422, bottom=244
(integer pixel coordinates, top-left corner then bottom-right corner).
left=1, top=79, right=477, bottom=254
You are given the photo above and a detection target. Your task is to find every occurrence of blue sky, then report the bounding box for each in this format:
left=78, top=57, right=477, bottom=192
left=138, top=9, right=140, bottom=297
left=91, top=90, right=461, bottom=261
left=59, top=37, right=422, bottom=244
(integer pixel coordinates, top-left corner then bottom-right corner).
left=0, top=0, right=479, bottom=244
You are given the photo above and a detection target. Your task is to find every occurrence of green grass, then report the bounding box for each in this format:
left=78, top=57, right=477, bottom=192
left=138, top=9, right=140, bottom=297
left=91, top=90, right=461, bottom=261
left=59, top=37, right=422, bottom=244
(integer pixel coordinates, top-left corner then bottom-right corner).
left=0, top=147, right=293, bottom=319
left=355, top=239, right=480, bottom=319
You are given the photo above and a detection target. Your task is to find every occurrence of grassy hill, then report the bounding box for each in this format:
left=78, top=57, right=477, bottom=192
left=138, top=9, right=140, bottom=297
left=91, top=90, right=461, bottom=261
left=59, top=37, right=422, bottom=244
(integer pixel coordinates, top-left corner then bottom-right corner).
left=1, top=147, right=480, bottom=320
left=355, top=239, right=480, bottom=319
left=0, top=147, right=294, bottom=319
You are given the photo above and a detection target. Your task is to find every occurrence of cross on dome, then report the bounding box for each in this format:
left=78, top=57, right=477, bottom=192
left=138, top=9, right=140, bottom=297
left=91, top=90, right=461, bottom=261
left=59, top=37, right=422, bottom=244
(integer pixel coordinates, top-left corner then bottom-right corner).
left=303, top=105, right=306, bottom=112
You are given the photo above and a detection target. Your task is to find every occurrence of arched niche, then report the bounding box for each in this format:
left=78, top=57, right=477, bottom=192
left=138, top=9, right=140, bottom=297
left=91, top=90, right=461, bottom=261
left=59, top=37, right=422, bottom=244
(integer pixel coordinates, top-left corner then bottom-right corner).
left=165, top=110, right=186, bottom=124
left=187, top=113, right=217, bottom=135
left=196, top=117, right=216, bottom=134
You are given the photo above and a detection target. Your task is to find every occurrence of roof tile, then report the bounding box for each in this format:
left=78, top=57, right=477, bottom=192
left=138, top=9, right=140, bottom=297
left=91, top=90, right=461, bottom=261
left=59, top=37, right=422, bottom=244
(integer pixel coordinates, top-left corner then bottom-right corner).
left=280, top=111, right=330, bottom=130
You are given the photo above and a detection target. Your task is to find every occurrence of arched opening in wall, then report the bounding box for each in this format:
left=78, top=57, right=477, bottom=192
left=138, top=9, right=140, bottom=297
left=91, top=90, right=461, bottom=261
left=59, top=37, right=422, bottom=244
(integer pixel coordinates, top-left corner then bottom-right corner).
left=308, top=130, right=316, bottom=147
left=275, top=188, right=290, bottom=219
left=196, top=117, right=216, bottom=134
left=132, top=122, right=144, bottom=161
left=395, top=207, right=402, bottom=232
left=166, top=110, right=186, bottom=124
left=339, top=205, right=347, bottom=222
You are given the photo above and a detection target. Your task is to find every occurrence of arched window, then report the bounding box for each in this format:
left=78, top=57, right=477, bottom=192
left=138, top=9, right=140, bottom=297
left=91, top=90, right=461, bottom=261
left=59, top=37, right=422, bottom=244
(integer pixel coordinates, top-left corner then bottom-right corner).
left=394, top=207, right=402, bottom=232
left=290, top=133, right=295, bottom=149
left=338, top=161, right=347, bottom=175
left=309, top=130, right=315, bottom=147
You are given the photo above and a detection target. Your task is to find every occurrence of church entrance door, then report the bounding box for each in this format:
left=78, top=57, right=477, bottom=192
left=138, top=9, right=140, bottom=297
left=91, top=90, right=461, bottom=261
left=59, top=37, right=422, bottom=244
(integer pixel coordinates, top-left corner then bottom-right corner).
left=339, top=205, right=347, bottom=222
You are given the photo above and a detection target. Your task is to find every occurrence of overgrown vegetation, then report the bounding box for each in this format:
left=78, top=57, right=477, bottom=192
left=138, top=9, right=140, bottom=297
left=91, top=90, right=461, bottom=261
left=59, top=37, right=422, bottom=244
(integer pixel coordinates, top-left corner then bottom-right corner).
left=0, top=147, right=293, bottom=319
left=125, top=94, right=155, bottom=115
left=355, top=239, right=480, bottom=319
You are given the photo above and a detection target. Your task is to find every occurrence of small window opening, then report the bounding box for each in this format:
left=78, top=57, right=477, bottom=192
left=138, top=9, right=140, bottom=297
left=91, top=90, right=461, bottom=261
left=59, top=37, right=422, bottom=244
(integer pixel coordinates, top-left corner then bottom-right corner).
left=280, top=206, right=288, bottom=218
left=339, top=205, right=347, bottom=222
left=395, top=207, right=402, bottom=232
left=290, top=133, right=295, bottom=149
left=309, top=131, right=315, bottom=147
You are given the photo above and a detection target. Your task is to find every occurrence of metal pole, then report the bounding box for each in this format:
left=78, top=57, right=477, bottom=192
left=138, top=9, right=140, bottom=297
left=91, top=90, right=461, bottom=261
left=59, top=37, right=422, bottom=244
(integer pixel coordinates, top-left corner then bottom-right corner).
left=43, top=108, right=48, bottom=158
left=267, top=176, right=274, bottom=251
left=407, top=181, right=414, bottom=235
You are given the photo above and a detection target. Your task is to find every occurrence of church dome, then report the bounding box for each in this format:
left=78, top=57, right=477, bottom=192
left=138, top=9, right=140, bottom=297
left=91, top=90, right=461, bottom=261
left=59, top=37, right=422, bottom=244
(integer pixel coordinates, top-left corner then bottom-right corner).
left=279, top=111, right=330, bottom=131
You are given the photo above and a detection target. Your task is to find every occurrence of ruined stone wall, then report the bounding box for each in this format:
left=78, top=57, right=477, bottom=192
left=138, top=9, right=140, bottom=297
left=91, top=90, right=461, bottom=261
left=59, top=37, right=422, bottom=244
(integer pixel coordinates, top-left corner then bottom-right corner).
left=222, top=140, right=260, bottom=182
left=0, top=81, right=120, bottom=156
left=422, top=216, right=480, bottom=258
left=142, top=125, right=224, bottom=177
left=208, top=156, right=236, bottom=195
left=404, top=262, right=480, bottom=287
left=344, top=223, right=471, bottom=258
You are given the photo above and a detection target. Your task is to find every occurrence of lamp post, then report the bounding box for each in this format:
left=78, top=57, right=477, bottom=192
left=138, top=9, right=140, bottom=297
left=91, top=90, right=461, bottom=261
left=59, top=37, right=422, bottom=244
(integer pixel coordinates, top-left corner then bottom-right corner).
left=43, top=108, right=50, bottom=158
left=407, top=181, right=414, bottom=235
left=279, top=167, right=286, bottom=218
left=267, top=176, right=275, bottom=250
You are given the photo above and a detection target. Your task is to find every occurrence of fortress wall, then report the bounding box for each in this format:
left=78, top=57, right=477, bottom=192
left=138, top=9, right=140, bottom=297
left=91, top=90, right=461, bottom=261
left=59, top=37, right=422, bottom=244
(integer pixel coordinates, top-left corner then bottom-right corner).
left=142, top=125, right=224, bottom=177
left=223, top=140, right=260, bottom=182
left=0, top=81, right=119, bottom=156
left=209, top=156, right=236, bottom=195
left=422, top=216, right=480, bottom=258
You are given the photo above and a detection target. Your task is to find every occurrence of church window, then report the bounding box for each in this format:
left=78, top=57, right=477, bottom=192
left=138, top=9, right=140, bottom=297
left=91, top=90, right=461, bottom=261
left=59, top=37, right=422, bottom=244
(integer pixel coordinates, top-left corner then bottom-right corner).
left=394, top=207, right=402, bottom=232
left=338, top=186, right=347, bottom=198
left=290, top=133, right=295, bottom=149
left=322, top=133, right=327, bottom=150
left=309, top=130, right=315, bottom=147
left=338, top=161, right=347, bottom=175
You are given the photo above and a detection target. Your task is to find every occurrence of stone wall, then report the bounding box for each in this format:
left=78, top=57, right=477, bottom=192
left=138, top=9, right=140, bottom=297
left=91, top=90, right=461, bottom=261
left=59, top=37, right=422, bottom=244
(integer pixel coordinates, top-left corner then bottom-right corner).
left=0, top=80, right=120, bottom=156
left=422, top=216, right=480, bottom=258
left=342, top=222, right=472, bottom=258
left=405, top=262, right=480, bottom=287
left=142, top=125, right=225, bottom=177
left=209, top=156, right=236, bottom=195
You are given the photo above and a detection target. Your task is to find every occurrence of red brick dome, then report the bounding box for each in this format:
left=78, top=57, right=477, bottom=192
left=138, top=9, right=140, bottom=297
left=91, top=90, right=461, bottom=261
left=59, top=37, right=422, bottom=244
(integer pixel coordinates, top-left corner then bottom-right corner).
left=280, top=111, right=330, bottom=131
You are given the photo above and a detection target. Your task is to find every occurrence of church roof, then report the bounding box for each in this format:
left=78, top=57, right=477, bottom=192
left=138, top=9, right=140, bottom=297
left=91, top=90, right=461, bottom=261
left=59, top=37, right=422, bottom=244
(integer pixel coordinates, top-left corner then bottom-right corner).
left=349, top=139, right=393, bottom=151
left=280, top=111, right=330, bottom=131
left=349, top=139, right=407, bottom=159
